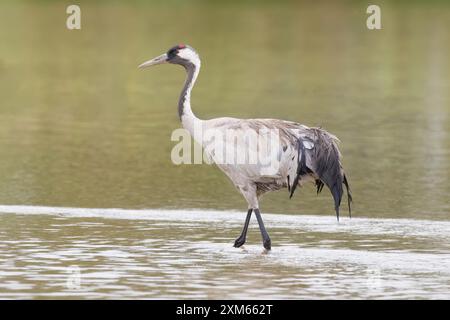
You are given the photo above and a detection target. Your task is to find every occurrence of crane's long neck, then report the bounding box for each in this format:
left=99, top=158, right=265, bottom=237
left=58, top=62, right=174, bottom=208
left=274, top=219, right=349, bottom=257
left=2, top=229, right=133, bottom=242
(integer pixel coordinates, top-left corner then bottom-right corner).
left=178, top=62, right=201, bottom=134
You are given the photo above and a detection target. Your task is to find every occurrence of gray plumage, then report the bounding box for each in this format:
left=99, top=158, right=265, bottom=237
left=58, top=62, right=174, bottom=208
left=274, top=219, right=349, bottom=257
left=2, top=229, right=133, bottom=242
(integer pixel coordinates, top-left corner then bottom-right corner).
left=139, top=45, right=352, bottom=250
left=203, top=118, right=352, bottom=220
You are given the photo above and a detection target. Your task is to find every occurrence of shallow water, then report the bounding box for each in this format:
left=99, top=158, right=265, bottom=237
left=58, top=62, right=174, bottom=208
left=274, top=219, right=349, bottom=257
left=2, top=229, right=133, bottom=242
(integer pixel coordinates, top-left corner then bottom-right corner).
left=0, top=1, right=449, bottom=299
left=0, top=206, right=449, bottom=299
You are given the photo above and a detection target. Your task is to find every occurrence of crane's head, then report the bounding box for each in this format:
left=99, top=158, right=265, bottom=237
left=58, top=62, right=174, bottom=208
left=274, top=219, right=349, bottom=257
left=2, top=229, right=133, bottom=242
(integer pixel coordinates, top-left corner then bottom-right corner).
left=138, top=44, right=200, bottom=69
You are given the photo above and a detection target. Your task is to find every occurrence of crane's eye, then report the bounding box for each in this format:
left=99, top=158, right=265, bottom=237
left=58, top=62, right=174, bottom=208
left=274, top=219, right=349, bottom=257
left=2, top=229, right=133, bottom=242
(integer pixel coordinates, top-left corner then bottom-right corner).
left=167, top=47, right=179, bottom=59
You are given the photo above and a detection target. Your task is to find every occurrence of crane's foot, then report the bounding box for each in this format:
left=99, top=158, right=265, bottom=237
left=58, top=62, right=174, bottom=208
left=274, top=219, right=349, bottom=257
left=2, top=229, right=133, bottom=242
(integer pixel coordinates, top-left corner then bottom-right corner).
left=233, top=236, right=246, bottom=248
left=263, top=237, right=271, bottom=250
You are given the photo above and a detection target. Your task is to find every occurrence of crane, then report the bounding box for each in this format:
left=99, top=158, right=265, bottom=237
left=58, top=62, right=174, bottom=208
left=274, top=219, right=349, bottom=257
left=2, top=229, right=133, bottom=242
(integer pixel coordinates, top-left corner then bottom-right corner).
left=139, top=44, right=352, bottom=251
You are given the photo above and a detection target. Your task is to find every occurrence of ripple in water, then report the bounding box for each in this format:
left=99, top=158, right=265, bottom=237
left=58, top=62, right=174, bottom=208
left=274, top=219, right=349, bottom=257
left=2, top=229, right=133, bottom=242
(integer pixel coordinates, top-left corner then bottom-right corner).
left=0, top=205, right=449, bottom=299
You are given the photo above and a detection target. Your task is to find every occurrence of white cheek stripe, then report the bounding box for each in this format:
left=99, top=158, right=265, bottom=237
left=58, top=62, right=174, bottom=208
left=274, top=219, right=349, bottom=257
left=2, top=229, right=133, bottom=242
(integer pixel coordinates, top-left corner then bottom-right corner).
left=178, top=48, right=201, bottom=66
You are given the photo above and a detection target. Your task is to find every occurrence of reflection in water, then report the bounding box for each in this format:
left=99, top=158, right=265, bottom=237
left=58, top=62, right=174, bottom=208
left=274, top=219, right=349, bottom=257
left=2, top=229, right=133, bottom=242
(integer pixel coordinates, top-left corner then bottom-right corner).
left=0, top=206, right=449, bottom=299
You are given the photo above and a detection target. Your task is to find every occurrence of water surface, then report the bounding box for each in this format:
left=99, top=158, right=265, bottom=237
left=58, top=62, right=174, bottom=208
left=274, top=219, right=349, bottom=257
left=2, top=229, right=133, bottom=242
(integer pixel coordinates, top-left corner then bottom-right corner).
left=0, top=206, right=449, bottom=299
left=0, top=1, right=449, bottom=218
left=0, top=1, right=449, bottom=299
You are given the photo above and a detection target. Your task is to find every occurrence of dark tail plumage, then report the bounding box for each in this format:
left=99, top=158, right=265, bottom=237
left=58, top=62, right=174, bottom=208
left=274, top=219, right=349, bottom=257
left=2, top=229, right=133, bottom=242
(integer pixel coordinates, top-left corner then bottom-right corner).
left=288, top=128, right=352, bottom=220
left=343, top=174, right=352, bottom=218
left=310, top=128, right=352, bottom=221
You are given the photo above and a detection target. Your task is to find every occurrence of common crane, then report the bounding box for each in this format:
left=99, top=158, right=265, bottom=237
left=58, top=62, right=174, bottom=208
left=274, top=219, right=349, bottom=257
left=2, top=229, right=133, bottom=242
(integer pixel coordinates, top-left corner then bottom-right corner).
left=139, top=44, right=352, bottom=250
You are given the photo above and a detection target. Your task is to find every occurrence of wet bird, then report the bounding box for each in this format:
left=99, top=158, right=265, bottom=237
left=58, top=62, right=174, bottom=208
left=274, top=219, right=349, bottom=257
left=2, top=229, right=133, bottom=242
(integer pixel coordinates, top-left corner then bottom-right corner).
left=139, top=44, right=352, bottom=250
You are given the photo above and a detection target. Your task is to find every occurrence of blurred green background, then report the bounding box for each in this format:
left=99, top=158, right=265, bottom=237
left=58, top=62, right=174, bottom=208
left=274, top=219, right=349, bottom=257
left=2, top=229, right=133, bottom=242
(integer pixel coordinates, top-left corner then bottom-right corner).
left=0, top=0, right=449, bottom=219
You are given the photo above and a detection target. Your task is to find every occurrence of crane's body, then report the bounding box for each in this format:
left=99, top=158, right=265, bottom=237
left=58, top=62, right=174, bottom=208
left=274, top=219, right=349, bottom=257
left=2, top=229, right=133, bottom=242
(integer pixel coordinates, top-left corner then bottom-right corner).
left=139, top=44, right=352, bottom=250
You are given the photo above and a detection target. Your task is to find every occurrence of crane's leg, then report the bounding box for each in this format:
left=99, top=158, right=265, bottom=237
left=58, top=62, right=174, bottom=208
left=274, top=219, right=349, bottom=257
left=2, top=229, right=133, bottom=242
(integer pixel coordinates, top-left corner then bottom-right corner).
left=254, top=209, right=271, bottom=250
left=234, top=184, right=271, bottom=250
left=234, top=208, right=252, bottom=248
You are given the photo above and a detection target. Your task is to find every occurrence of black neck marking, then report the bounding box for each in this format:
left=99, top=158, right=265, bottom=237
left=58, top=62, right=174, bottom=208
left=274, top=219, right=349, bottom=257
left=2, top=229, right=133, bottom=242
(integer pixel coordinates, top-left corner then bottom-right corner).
left=178, top=62, right=196, bottom=119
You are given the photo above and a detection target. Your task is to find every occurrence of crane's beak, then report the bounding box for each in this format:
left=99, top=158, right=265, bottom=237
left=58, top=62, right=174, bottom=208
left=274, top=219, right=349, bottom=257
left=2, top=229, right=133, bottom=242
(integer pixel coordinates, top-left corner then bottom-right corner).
left=138, top=53, right=168, bottom=69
